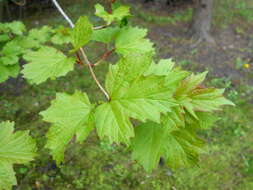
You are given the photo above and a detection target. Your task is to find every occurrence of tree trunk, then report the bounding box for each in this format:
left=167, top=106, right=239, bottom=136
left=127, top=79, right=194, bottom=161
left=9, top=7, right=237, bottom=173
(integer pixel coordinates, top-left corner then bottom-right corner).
left=190, top=0, right=215, bottom=43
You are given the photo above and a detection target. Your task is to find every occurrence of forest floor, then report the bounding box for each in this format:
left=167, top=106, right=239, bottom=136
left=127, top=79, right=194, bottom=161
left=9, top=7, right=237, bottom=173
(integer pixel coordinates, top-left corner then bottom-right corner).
left=0, top=0, right=253, bottom=190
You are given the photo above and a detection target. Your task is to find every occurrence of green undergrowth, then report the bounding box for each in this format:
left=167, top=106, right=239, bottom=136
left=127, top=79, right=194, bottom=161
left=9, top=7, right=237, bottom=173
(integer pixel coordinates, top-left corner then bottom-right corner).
left=134, top=7, right=192, bottom=25
left=214, top=0, right=253, bottom=27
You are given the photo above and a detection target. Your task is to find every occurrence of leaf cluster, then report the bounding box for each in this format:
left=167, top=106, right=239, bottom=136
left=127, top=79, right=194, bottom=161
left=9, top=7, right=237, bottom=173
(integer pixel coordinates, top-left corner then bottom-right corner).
left=0, top=21, right=71, bottom=83
left=20, top=3, right=233, bottom=172
left=0, top=2, right=234, bottom=189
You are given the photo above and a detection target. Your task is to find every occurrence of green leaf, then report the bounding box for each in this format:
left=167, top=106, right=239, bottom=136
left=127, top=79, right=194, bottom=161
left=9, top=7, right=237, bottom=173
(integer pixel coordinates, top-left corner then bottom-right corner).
left=21, top=46, right=75, bottom=84
left=91, top=27, right=120, bottom=44
left=112, top=5, right=130, bottom=21
left=28, top=26, right=52, bottom=43
left=0, top=34, right=9, bottom=42
left=189, top=88, right=235, bottom=112
left=95, top=4, right=130, bottom=24
left=144, top=58, right=189, bottom=89
left=115, top=27, right=154, bottom=55
left=71, top=16, right=93, bottom=51
left=131, top=122, right=167, bottom=172
left=162, top=128, right=204, bottom=169
left=0, top=162, right=16, bottom=190
left=0, top=121, right=36, bottom=190
left=95, top=53, right=176, bottom=144
left=7, top=64, right=20, bottom=78
left=95, top=102, right=134, bottom=144
left=51, top=26, right=72, bottom=45
left=6, top=21, right=26, bottom=35
left=131, top=121, right=204, bottom=172
left=175, top=71, right=208, bottom=97
left=0, top=41, right=23, bottom=66
left=1, top=41, right=22, bottom=56
left=174, top=72, right=234, bottom=119
left=0, top=64, right=20, bottom=83
left=144, top=59, right=175, bottom=76
left=0, top=65, right=9, bottom=83
left=185, top=112, right=219, bottom=129
left=40, top=91, right=94, bottom=165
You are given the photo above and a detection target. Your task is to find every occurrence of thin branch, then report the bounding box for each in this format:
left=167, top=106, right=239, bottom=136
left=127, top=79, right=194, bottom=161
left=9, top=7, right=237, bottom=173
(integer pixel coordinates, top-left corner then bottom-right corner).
left=51, top=0, right=110, bottom=100
left=51, top=0, right=74, bottom=28
left=94, top=48, right=115, bottom=66
left=79, top=48, right=110, bottom=100
left=93, top=25, right=108, bottom=30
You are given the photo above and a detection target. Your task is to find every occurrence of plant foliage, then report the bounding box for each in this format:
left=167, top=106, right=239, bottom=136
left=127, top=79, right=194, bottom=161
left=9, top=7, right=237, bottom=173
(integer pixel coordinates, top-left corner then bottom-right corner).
left=0, top=22, right=71, bottom=83
left=0, top=121, right=36, bottom=190
left=0, top=1, right=234, bottom=189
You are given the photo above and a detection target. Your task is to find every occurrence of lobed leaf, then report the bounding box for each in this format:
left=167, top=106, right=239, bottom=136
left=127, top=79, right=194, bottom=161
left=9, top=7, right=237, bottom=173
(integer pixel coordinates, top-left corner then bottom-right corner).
left=95, top=3, right=130, bottom=24
left=71, top=16, right=93, bottom=51
left=95, top=53, right=176, bottom=144
left=115, top=27, right=154, bottom=55
left=40, top=91, right=94, bottom=165
left=0, top=121, right=36, bottom=190
left=21, top=46, right=75, bottom=84
left=132, top=121, right=204, bottom=172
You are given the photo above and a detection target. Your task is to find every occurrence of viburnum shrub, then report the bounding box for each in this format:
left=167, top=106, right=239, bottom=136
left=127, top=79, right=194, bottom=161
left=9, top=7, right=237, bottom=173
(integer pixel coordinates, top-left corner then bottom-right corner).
left=0, top=0, right=234, bottom=189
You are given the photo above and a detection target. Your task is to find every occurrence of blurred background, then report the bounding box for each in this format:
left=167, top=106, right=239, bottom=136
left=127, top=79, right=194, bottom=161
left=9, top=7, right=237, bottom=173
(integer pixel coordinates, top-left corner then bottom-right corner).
left=0, top=0, right=253, bottom=189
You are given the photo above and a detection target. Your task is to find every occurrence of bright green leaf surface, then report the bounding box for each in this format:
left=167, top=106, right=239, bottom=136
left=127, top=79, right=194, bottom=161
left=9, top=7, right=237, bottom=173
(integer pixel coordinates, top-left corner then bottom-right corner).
left=0, top=64, right=20, bottom=83
left=95, top=4, right=130, bottom=24
left=91, top=27, right=119, bottom=44
left=40, top=91, right=94, bottom=165
left=71, top=16, right=93, bottom=51
left=115, top=27, right=154, bottom=55
left=6, top=21, right=26, bottom=35
left=0, top=121, right=36, bottom=190
left=0, top=65, right=10, bottom=83
left=132, top=122, right=167, bottom=172
left=132, top=121, right=204, bottom=172
left=95, top=53, right=176, bottom=144
left=175, top=72, right=234, bottom=119
left=95, top=102, right=134, bottom=144
left=22, top=46, right=75, bottom=84
left=28, top=26, right=52, bottom=43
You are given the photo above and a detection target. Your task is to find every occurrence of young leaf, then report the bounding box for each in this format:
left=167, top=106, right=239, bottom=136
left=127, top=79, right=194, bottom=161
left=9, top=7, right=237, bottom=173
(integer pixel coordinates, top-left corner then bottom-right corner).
left=175, top=71, right=208, bottom=96
left=91, top=27, right=120, bottom=44
left=144, top=58, right=189, bottom=89
left=95, top=4, right=130, bottom=24
left=40, top=91, right=94, bottom=165
left=132, top=121, right=204, bottom=172
left=144, top=59, right=175, bottom=76
left=115, top=27, right=154, bottom=55
left=71, top=16, right=93, bottom=51
left=174, top=72, right=234, bottom=119
left=189, top=88, right=235, bottom=112
left=21, top=46, right=75, bottom=84
left=0, top=121, right=36, bottom=190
